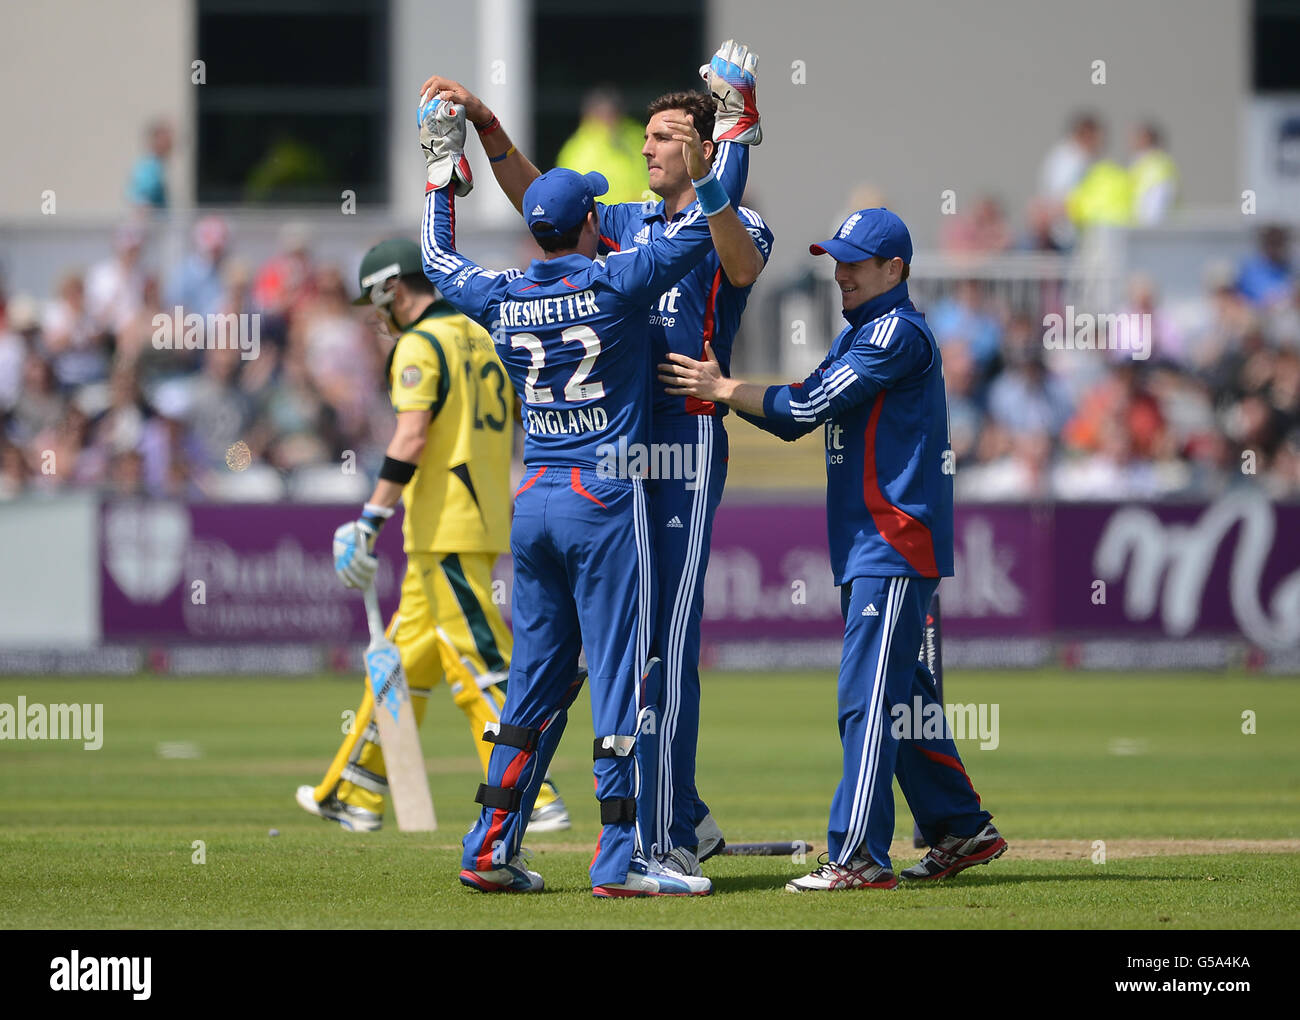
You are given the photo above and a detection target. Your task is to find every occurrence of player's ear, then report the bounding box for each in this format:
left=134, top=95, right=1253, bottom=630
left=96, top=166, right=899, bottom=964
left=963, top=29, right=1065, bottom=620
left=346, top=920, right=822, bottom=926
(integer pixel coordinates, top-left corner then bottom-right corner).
left=701, top=138, right=715, bottom=165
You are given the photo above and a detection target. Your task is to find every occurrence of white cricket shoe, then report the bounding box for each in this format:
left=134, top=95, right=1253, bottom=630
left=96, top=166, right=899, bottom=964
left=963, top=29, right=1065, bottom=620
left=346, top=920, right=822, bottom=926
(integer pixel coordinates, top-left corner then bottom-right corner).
left=528, top=793, right=572, bottom=833
left=295, top=785, right=382, bottom=832
left=593, top=853, right=713, bottom=897
left=657, top=846, right=704, bottom=878
left=460, top=850, right=545, bottom=893
left=785, top=852, right=898, bottom=892
left=695, top=813, right=726, bottom=862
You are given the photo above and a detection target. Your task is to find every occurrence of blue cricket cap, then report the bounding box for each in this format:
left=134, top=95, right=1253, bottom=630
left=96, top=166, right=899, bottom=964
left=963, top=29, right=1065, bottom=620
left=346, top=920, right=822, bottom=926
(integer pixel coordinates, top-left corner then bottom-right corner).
left=523, top=169, right=609, bottom=239
left=810, top=207, right=913, bottom=264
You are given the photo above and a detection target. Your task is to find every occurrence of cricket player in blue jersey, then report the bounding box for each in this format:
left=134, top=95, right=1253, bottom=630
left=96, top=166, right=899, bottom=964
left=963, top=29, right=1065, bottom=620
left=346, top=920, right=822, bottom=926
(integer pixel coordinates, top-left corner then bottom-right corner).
left=416, top=93, right=753, bottom=896
left=660, top=208, right=1009, bottom=891
left=419, top=41, right=771, bottom=877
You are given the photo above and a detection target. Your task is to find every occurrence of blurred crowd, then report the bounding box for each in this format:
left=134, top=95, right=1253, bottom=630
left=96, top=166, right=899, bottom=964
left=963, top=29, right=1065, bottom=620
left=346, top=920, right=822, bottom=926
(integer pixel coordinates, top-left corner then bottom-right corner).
left=932, top=224, right=1299, bottom=500
left=0, top=217, right=393, bottom=501
left=2, top=108, right=1298, bottom=502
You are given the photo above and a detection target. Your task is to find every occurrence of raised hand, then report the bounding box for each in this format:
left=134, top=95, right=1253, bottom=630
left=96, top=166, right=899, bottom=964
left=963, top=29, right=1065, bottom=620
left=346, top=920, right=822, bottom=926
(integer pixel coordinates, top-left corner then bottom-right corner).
left=418, top=96, right=474, bottom=196
left=699, top=39, right=761, bottom=145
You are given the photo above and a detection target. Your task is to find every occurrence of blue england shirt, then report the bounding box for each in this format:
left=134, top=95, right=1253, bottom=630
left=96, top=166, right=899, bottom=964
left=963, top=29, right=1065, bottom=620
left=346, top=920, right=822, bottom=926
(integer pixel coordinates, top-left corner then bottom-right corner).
left=741, top=280, right=955, bottom=583
left=596, top=142, right=773, bottom=431
left=421, top=185, right=724, bottom=468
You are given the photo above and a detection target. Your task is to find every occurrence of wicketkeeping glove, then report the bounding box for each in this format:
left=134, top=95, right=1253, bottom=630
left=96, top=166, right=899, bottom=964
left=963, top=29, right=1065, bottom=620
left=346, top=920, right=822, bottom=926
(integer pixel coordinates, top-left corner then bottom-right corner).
left=418, top=96, right=474, bottom=196
left=699, top=39, right=761, bottom=145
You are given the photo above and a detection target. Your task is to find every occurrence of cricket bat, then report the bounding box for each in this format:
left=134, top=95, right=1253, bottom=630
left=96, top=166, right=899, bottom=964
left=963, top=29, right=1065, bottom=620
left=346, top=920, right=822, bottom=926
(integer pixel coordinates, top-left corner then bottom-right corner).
left=913, top=590, right=943, bottom=848
left=363, top=583, right=437, bottom=832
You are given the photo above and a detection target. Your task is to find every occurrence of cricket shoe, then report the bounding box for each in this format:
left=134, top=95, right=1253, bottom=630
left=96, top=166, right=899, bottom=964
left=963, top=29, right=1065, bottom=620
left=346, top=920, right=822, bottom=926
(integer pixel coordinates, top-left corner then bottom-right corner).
left=657, top=846, right=704, bottom=878
left=785, top=852, right=897, bottom=892
left=295, top=785, right=382, bottom=832
left=460, top=851, right=544, bottom=893
left=528, top=793, right=571, bottom=833
left=593, top=853, right=713, bottom=898
left=901, top=822, right=1008, bottom=881
left=695, top=813, right=726, bottom=862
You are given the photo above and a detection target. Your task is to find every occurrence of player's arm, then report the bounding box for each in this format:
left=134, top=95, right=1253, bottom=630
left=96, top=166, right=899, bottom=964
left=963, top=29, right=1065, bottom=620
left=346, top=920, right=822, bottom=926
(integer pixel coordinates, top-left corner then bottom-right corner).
left=700, top=41, right=766, bottom=287
left=418, top=98, right=511, bottom=330
left=419, top=75, right=540, bottom=214
left=662, top=323, right=930, bottom=431
left=605, top=117, right=750, bottom=302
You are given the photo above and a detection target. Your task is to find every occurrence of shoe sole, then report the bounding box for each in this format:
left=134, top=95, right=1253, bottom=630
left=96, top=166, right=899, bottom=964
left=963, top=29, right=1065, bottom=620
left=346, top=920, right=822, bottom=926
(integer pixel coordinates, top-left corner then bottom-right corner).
left=592, top=884, right=712, bottom=898
left=901, top=838, right=1009, bottom=881
left=784, top=876, right=898, bottom=893
left=296, top=787, right=381, bottom=831
left=458, top=869, right=540, bottom=893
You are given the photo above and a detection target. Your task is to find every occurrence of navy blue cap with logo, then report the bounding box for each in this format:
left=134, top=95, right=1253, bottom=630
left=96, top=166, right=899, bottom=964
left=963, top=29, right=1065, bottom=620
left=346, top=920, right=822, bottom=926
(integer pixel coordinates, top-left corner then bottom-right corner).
left=809, top=207, right=913, bottom=264
left=523, top=169, right=610, bottom=239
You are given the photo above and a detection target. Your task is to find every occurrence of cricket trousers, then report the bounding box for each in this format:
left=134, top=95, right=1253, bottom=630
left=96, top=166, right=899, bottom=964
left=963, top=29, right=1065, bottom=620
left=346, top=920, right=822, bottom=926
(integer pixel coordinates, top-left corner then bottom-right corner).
left=314, top=551, right=558, bottom=815
left=461, top=467, right=656, bottom=888
left=829, top=575, right=990, bottom=868
left=637, top=415, right=728, bottom=855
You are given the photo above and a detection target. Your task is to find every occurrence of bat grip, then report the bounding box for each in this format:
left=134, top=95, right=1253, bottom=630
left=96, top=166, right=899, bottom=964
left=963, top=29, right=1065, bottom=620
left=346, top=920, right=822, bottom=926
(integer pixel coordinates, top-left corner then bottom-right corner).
left=362, top=584, right=386, bottom=641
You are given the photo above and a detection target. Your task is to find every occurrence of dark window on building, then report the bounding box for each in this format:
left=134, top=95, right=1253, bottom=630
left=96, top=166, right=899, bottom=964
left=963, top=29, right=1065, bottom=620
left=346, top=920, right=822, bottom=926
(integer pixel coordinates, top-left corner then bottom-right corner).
left=531, top=0, right=705, bottom=171
left=195, top=0, right=389, bottom=205
left=1254, top=0, right=1300, bottom=92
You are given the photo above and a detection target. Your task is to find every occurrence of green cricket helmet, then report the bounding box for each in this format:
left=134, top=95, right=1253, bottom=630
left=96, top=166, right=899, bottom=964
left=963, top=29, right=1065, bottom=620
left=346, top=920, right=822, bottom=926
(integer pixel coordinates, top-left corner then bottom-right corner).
left=352, top=238, right=426, bottom=308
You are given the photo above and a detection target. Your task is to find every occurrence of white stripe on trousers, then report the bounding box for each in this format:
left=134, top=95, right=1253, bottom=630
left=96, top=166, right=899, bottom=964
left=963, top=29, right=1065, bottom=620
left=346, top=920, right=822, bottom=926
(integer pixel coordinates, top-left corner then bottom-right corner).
left=840, top=576, right=908, bottom=863
left=656, top=415, right=712, bottom=852
left=630, top=475, right=652, bottom=854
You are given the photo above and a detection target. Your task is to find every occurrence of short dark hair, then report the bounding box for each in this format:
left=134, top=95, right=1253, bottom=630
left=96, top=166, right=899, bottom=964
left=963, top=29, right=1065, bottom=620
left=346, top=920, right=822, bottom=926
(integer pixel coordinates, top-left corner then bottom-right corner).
left=647, top=90, right=716, bottom=150
left=398, top=272, right=435, bottom=296
left=873, top=255, right=910, bottom=281
left=533, top=212, right=590, bottom=253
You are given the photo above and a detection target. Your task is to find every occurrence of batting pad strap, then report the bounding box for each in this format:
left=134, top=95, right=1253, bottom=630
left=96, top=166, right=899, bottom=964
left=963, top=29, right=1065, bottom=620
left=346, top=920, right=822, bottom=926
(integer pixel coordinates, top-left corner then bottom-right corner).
left=593, top=734, right=637, bottom=759
left=599, top=797, right=637, bottom=825
left=342, top=763, right=388, bottom=794
left=482, top=720, right=540, bottom=751
left=475, top=783, right=523, bottom=812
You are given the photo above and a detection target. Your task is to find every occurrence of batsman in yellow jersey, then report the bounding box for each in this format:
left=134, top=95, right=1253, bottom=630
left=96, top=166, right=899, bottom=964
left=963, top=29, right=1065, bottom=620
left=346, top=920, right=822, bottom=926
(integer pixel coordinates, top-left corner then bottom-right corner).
left=296, top=238, right=569, bottom=832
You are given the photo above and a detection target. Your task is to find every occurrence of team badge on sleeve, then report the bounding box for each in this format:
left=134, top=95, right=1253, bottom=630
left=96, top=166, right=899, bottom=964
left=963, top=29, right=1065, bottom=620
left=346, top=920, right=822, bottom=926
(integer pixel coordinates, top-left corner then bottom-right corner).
left=401, top=365, right=423, bottom=388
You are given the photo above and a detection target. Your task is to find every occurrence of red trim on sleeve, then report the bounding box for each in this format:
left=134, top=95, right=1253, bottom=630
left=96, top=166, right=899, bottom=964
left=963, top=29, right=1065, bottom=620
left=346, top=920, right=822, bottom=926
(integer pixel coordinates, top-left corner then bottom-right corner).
left=862, top=392, right=939, bottom=577
left=570, top=467, right=607, bottom=508
left=599, top=234, right=621, bottom=252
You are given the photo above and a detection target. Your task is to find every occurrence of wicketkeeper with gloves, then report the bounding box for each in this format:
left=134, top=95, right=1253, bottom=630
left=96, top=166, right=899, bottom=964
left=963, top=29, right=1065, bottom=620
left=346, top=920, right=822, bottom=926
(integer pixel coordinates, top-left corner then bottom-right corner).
left=296, top=238, right=570, bottom=834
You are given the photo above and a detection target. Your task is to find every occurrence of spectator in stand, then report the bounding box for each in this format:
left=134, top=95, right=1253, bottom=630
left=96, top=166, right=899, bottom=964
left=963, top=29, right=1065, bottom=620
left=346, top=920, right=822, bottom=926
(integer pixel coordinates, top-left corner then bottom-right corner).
left=555, top=86, right=650, bottom=205
left=9, top=353, right=66, bottom=451
left=1184, top=261, right=1257, bottom=372
left=253, top=222, right=316, bottom=328
left=1128, top=121, right=1179, bottom=225
left=86, top=224, right=148, bottom=337
left=942, top=340, right=983, bottom=467
left=126, top=119, right=174, bottom=210
left=940, top=194, right=1013, bottom=255
left=928, top=279, right=1004, bottom=378
left=1236, top=225, right=1294, bottom=309
left=1265, top=279, right=1300, bottom=350
left=987, top=340, right=1073, bottom=440
left=290, top=266, right=378, bottom=441
left=0, top=439, right=27, bottom=500
left=1038, top=112, right=1103, bottom=247
left=42, top=272, right=110, bottom=388
left=168, top=216, right=230, bottom=318
left=0, top=295, right=39, bottom=413
left=188, top=346, right=252, bottom=471
left=1112, top=273, right=1184, bottom=366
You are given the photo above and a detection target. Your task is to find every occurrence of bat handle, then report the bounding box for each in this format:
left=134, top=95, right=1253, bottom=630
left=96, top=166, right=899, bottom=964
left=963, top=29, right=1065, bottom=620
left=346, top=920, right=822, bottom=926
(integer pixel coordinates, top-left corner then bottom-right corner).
left=362, top=583, right=386, bottom=642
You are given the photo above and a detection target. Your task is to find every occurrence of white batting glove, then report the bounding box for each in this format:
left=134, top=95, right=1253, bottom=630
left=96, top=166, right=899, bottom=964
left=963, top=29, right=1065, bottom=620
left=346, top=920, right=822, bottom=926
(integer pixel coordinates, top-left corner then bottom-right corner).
left=418, top=95, right=474, bottom=196
left=332, top=520, right=379, bottom=590
left=699, top=39, right=761, bottom=145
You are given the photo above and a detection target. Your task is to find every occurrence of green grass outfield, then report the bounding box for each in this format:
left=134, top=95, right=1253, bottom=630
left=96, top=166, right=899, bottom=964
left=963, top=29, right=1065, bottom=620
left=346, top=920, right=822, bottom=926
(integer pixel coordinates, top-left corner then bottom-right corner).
left=1, top=670, right=1297, bottom=929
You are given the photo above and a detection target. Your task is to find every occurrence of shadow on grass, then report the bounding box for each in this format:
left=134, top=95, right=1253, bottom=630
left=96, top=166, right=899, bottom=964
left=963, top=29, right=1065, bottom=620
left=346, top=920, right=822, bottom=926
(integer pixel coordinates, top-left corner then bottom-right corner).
left=711, top=870, right=1192, bottom=894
